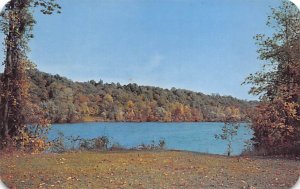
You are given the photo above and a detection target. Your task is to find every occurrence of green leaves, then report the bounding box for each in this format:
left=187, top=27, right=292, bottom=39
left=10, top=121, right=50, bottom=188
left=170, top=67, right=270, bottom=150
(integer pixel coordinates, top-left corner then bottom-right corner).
left=33, top=0, right=61, bottom=15
left=244, top=1, right=300, bottom=155
left=215, top=110, right=241, bottom=156
left=0, top=0, right=61, bottom=150
left=244, top=1, right=300, bottom=101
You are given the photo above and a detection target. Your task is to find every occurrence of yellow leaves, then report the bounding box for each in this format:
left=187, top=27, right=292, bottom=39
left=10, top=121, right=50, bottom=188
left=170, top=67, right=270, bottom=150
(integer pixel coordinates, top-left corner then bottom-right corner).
left=287, top=126, right=294, bottom=132
left=225, top=107, right=241, bottom=121
left=104, top=94, right=113, bottom=103
left=56, top=158, right=67, bottom=165
left=39, top=183, right=45, bottom=187
left=12, top=99, right=17, bottom=106
left=251, top=98, right=300, bottom=151
left=278, top=123, right=285, bottom=129
left=127, top=100, right=134, bottom=109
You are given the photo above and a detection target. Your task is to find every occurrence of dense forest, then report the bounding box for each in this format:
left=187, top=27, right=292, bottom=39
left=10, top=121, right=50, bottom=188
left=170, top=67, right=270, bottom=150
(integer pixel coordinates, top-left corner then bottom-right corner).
left=26, top=69, right=255, bottom=123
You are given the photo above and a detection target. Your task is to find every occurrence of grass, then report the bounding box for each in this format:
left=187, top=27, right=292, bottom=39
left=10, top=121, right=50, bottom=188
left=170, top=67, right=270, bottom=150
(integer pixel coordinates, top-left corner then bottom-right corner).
left=0, top=150, right=299, bottom=189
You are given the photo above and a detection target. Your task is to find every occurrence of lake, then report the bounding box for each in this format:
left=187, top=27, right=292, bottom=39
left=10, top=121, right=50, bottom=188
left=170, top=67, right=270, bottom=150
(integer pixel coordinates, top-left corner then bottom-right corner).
left=48, top=122, right=253, bottom=155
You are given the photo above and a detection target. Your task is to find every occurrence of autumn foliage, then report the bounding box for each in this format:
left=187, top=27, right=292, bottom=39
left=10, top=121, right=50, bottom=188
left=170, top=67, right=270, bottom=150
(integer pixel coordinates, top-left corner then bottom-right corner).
left=0, top=0, right=60, bottom=151
left=26, top=69, right=253, bottom=124
left=245, top=1, right=300, bottom=155
left=250, top=99, right=300, bottom=154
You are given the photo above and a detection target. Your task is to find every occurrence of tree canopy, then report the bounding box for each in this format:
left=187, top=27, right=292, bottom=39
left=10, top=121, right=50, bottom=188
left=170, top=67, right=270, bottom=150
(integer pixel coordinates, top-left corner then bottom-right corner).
left=244, top=0, right=300, bottom=155
left=26, top=69, right=255, bottom=123
left=0, top=0, right=60, bottom=150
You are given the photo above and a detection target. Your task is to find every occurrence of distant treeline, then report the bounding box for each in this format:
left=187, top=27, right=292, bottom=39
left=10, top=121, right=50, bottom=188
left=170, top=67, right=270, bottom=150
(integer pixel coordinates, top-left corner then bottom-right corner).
left=27, top=69, right=255, bottom=123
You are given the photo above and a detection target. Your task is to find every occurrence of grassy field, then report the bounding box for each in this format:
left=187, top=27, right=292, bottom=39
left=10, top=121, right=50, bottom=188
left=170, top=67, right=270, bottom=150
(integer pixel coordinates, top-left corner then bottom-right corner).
left=0, top=150, right=299, bottom=189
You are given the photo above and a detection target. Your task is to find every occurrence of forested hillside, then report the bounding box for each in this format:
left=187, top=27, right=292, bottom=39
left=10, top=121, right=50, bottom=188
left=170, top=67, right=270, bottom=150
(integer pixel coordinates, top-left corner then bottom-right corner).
left=27, top=69, right=255, bottom=123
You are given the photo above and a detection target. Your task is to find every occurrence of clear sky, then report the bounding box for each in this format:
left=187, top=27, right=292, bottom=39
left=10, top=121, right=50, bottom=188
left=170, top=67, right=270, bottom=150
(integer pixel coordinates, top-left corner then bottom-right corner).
left=0, top=0, right=285, bottom=100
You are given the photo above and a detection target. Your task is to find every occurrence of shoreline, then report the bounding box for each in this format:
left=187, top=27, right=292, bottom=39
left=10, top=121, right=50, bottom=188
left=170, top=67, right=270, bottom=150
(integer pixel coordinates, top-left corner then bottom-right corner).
left=51, top=120, right=251, bottom=125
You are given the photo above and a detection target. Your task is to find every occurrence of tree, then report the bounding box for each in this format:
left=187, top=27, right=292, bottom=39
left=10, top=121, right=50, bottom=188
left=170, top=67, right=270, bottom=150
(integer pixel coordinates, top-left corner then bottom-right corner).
left=215, top=107, right=241, bottom=156
left=0, top=0, right=60, bottom=149
left=243, top=1, right=300, bottom=155
left=250, top=99, right=299, bottom=154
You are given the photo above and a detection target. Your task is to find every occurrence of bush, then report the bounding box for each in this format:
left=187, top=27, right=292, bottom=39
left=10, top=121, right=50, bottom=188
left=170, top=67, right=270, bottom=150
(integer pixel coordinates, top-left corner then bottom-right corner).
left=48, top=131, right=66, bottom=153
left=93, top=136, right=110, bottom=151
left=48, top=133, right=167, bottom=153
left=133, top=139, right=166, bottom=150
left=110, top=142, right=126, bottom=151
left=250, top=100, right=300, bottom=156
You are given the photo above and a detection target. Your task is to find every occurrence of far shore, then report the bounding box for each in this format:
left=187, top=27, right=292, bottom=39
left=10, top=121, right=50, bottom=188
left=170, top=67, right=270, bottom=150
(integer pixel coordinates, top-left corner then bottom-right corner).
left=51, top=119, right=250, bottom=125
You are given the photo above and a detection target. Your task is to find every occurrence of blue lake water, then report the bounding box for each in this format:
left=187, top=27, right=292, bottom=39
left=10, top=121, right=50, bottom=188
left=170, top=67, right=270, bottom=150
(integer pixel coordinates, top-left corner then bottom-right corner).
left=48, top=122, right=253, bottom=155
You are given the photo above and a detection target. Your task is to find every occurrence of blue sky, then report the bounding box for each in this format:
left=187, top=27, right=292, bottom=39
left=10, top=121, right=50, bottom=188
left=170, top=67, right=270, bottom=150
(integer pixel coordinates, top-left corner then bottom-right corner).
left=0, top=0, right=285, bottom=100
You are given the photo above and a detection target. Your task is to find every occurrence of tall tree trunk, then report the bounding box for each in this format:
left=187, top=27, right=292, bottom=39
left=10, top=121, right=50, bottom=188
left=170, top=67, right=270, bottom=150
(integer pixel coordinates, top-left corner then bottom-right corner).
left=0, top=0, right=60, bottom=149
left=0, top=0, right=23, bottom=142
left=0, top=2, right=14, bottom=140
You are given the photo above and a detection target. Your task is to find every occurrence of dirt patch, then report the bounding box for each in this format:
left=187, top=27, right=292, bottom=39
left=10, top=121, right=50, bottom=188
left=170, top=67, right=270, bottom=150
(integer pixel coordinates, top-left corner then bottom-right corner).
left=0, top=151, right=299, bottom=188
